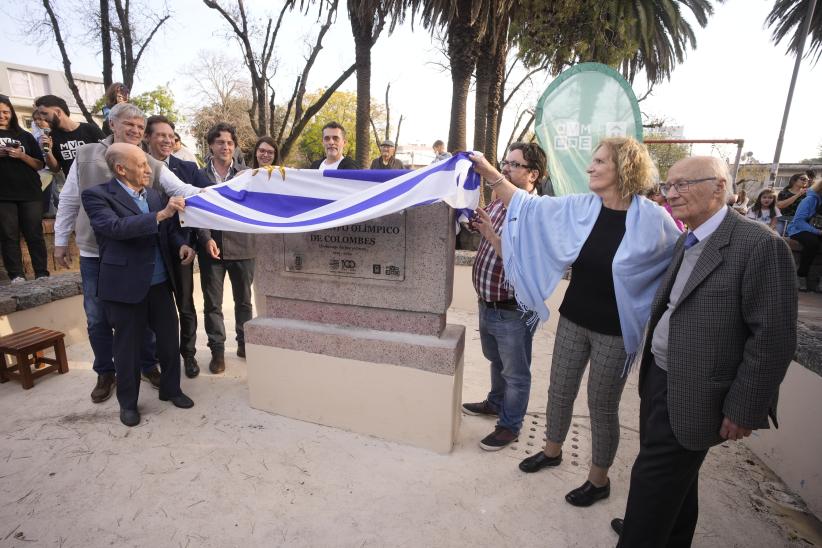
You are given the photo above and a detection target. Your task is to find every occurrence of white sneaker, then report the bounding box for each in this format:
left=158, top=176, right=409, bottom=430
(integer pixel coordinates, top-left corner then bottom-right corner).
left=10, top=277, right=26, bottom=284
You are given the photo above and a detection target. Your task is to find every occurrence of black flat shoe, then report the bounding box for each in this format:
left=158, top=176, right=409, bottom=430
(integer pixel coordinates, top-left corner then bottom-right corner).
left=611, top=518, right=624, bottom=536
left=519, top=451, right=562, bottom=473
left=160, top=392, right=194, bottom=409
left=184, top=357, right=200, bottom=379
left=120, top=409, right=140, bottom=427
left=565, top=480, right=610, bottom=507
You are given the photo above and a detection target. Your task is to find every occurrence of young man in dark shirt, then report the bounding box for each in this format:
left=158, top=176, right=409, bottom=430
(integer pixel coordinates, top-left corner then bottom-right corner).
left=35, top=94, right=105, bottom=176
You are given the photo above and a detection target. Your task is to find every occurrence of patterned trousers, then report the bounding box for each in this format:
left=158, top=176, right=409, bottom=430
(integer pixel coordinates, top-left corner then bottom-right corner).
left=545, top=316, right=627, bottom=468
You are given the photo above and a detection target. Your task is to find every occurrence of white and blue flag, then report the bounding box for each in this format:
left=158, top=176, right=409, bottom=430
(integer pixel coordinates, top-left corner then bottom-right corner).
left=180, top=152, right=480, bottom=233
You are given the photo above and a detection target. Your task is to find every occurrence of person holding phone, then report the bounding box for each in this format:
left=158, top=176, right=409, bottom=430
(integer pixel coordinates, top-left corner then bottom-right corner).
left=0, top=95, right=49, bottom=282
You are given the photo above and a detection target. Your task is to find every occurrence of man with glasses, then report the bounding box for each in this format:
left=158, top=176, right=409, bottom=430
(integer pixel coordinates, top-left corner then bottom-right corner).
left=461, top=142, right=546, bottom=450
left=196, top=123, right=253, bottom=374
left=610, top=156, right=797, bottom=547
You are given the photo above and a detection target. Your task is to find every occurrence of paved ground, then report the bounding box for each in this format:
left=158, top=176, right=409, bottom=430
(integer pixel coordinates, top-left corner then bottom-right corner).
left=1, top=281, right=821, bottom=547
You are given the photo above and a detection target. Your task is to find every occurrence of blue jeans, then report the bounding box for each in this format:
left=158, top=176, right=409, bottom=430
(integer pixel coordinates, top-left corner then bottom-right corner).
left=478, top=301, right=536, bottom=433
left=80, top=256, right=157, bottom=375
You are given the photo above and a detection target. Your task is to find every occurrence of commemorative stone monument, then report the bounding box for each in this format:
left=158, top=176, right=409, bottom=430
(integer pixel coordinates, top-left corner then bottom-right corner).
left=245, top=202, right=465, bottom=453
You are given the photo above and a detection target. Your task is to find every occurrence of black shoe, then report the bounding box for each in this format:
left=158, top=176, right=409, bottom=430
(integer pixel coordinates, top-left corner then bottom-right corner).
left=479, top=426, right=518, bottom=451
left=209, top=353, right=225, bottom=374
left=565, top=480, right=611, bottom=507
left=141, top=366, right=162, bottom=390
left=120, top=408, right=140, bottom=427
left=160, top=392, right=194, bottom=409
left=462, top=400, right=499, bottom=417
left=184, top=356, right=200, bottom=379
left=611, top=518, right=624, bottom=537
left=236, top=344, right=245, bottom=359
left=91, top=373, right=116, bottom=403
left=519, top=450, right=563, bottom=473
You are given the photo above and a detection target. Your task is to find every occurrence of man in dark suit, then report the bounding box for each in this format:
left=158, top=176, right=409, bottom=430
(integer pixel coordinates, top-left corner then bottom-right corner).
left=144, top=115, right=210, bottom=379
left=611, top=156, right=797, bottom=547
left=82, top=143, right=196, bottom=427
left=309, top=121, right=360, bottom=171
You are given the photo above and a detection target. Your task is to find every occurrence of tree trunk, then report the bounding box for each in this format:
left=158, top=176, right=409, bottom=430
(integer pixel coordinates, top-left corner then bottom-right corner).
left=352, top=28, right=373, bottom=168
left=100, top=0, right=113, bottom=89
left=446, top=0, right=483, bottom=152
left=473, top=54, right=490, bottom=153
left=484, top=24, right=508, bottom=167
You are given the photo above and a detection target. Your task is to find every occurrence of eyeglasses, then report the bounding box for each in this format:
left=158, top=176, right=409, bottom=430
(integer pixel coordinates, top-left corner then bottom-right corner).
left=500, top=160, right=533, bottom=170
left=799, top=176, right=809, bottom=181
left=257, top=149, right=275, bottom=156
left=660, top=177, right=717, bottom=197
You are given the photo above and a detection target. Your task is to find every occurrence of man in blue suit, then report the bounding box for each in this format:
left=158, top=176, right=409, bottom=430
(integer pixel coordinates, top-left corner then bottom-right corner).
left=82, top=143, right=196, bottom=426
left=144, top=115, right=210, bottom=379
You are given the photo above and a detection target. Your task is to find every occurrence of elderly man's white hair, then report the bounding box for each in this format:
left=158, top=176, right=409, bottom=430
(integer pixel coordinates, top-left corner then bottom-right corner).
left=104, top=142, right=138, bottom=174
left=706, top=156, right=734, bottom=201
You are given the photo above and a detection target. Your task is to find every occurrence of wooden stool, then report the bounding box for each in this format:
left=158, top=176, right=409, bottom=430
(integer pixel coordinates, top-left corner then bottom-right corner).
left=0, top=327, right=68, bottom=389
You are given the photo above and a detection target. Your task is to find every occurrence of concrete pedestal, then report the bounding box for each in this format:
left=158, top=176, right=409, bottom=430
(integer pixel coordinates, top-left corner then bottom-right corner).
left=246, top=203, right=465, bottom=452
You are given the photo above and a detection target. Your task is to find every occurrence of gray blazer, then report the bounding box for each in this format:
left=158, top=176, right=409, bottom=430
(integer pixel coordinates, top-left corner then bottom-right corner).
left=638, top=207, right=797, bottom=451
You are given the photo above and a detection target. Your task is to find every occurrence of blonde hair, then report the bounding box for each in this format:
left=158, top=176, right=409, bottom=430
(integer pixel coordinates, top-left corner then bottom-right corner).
left=595, top=137, right=657, bottom=198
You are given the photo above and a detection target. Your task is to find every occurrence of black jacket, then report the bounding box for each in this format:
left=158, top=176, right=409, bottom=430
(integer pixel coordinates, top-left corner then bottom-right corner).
left=309, top=156, right=360, bottom=170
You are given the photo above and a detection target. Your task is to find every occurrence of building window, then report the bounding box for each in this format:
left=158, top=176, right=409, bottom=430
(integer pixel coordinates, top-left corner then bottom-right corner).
left=76, top=79, right=105, bottom=107
left=7, top=69, right=50, bottom=98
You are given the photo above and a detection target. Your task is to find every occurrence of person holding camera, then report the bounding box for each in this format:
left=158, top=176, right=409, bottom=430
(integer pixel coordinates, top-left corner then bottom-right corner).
left=0, top=95, right=49, bottom=282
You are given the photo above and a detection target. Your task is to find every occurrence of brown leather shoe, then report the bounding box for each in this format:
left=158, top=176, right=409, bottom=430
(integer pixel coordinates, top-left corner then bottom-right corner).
left=91, top=373, right=116, bottom=403
left=209, top=352, right=225, bottom=374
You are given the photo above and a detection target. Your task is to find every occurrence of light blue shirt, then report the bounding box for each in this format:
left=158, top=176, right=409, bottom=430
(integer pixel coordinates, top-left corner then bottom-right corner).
left=116, top=180, right=168, bottom=286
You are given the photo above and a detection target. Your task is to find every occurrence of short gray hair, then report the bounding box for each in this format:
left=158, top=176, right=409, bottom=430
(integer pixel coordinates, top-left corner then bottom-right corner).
left=109, top=102, right=144, bottom=123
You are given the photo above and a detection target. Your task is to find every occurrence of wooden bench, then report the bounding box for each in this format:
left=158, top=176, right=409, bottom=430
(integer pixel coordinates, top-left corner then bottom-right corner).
left=0, top=327, right=68, bottom=389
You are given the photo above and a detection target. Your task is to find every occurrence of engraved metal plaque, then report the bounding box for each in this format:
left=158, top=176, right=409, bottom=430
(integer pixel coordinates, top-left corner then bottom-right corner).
left=283, top=212, right=406, bottom=281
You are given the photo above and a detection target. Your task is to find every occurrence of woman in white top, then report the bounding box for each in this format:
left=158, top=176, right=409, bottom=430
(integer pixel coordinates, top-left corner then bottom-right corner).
left=746, top=188, right=781, bottom=231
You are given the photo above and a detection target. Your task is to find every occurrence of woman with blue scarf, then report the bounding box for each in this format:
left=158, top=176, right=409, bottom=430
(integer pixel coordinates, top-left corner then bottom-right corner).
left=470, top=137, right=680, bottom=507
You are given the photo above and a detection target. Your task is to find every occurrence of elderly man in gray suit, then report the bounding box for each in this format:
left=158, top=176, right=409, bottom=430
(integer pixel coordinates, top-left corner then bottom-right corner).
left=611, top=156, right=797, bottom=548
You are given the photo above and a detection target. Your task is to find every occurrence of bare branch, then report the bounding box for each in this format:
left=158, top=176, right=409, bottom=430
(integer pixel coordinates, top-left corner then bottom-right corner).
left=279, top=62, right=356, bottom=159
left=393, top=114, right=403, bottom=146
left=40, top=0, right=97, bottom=125
left=369, top=117, right=381, bottom=149
left=132, top=14, right=170, bottom=71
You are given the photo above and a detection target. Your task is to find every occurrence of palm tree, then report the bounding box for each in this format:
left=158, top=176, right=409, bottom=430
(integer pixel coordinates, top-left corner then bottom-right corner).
left=348, top=1, right=405, bottom=168
left=411, top=0, right=504, bottom=151
left=617, top=0, right=716, bottom=84
left=766, top=0, right=822, bottom=61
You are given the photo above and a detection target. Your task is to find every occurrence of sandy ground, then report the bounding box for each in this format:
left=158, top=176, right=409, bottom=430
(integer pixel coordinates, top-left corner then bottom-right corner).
left=1, top=280, right=820, bottom=548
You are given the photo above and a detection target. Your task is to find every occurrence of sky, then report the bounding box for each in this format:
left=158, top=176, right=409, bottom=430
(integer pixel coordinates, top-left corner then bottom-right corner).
left=2, top=0, right=821, bottom=162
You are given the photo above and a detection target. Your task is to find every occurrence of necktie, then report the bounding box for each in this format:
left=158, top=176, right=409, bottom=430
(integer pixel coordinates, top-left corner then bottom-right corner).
left=684, top=232, right=699, bottom=250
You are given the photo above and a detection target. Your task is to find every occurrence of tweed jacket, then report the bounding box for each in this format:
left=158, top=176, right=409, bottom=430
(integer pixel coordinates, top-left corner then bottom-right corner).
left=638, top=207, right=797, bottom=451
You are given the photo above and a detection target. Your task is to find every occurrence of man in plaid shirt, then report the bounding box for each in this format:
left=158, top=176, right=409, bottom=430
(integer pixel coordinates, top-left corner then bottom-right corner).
left=463, top=142, right=547, bottom=450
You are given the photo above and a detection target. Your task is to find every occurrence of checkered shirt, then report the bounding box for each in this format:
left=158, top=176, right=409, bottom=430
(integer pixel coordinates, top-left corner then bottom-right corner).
left=472, top=199, right=515, bottom=302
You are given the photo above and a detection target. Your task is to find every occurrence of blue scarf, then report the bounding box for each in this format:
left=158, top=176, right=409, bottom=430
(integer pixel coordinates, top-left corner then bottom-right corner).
left=501, top=190, right=681, bottom=366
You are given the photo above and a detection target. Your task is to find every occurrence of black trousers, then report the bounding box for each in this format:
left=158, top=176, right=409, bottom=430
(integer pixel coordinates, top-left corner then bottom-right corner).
left=0, top=200, right=49, bottom=279
left=618, top=362, right=708, bottom=548
left=199, top=257, right=254, bottom=353
left=171, top=256, right=198, bottom=359
left=791, top=231, right=821, bottom=277
left=104, top=282, right=182, bottom=411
